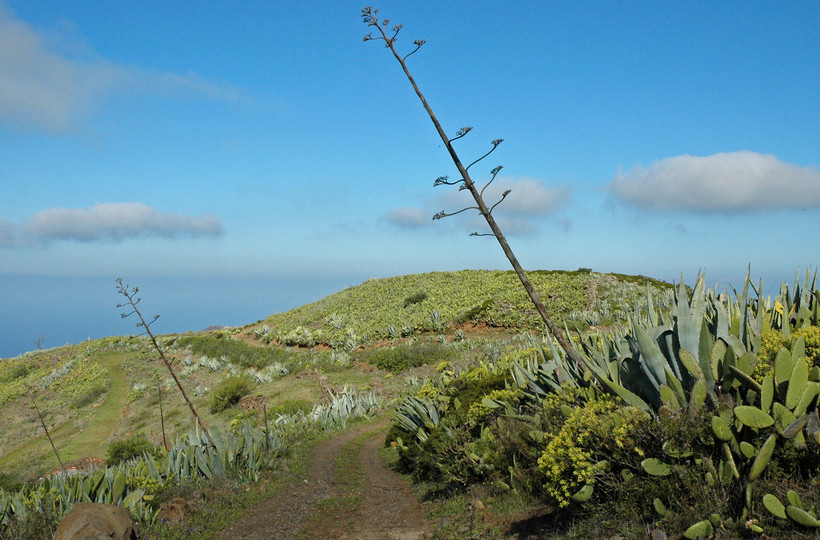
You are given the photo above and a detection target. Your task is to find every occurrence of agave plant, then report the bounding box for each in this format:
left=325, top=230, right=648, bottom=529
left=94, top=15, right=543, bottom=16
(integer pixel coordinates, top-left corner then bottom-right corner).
left=514, top=269, right=819, bottom=534
left=308, top=386, right=382, bottom=429
left=393, top=396, right=447, bottom=443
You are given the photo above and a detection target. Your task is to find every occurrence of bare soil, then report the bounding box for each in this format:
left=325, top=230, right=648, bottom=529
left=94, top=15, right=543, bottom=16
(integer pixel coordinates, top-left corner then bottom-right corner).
left=219, top=420, right=430, bottom=539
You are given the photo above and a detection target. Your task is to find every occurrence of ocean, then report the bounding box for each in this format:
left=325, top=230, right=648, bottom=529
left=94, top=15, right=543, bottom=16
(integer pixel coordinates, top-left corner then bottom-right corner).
left=0, top=273, right=362, bottom=359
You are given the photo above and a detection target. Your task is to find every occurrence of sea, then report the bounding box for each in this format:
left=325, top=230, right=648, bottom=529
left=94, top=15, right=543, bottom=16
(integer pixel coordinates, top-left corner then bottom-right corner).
left=0, top=273, right=363, bottom=359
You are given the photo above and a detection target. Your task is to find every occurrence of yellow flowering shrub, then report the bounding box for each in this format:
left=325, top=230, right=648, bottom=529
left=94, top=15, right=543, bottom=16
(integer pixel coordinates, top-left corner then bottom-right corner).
left=459, top=364, right=491, bottom=383
left=537, top=394, right=648, bottom=507
left=792, top=325, right=820, bottom=365
left=230, top=412, right=257, bottom=433
left=415, top=381, right=440, bottom=400
left=127, top=475, right=164, bottom=495
left=753, top=329, right=788, bottom=381
left=753, top=326, right=820, bottom=381
left=502, top=346, right=542, bottom=364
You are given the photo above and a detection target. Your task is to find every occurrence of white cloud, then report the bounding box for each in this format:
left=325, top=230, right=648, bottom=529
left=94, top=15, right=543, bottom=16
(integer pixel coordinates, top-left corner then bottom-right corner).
left=387, top=177, right=570, bottom=235
left=0, top=203, right=222, bottom=247
left=0, top=3, right=244, bottom=132
left=490, top=178, right=570, bottom=217
left=608, top=151, right=820, bottom=212
left=384, top=207, right=431, bottom=228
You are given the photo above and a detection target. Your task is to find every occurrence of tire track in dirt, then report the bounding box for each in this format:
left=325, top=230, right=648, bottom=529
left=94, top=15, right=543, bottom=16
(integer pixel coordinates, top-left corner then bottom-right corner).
left=220, top=419, right=430, bottom=539
left=336, top=429, right=429, bottom=540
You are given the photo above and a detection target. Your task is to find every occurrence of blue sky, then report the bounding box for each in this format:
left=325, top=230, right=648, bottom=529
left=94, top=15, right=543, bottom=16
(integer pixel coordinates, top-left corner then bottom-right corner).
left=1, top=1, right=818, bottom=357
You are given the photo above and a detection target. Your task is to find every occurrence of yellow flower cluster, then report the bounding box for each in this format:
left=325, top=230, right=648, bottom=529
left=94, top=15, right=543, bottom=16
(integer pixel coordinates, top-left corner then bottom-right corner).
left=792, top=325, right=820, bottom=364
left=415, top=381, right=440, bottom=400
left=127, top=475, right=164, bottom=495
left=753, top=329, right=788, bottom=381
left=459, top=364, right=492, bottom=382
left=537, top=394, right=646, bottom=507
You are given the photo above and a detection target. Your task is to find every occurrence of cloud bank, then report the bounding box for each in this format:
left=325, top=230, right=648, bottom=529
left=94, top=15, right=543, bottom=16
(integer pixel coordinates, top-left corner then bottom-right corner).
left=385, top=177, right=570, bottom=234
left=0, top=203, right=223, bottom=247
left=608, top=151, right=820, bottom=212
left=0, top=3, right=244, bottom=132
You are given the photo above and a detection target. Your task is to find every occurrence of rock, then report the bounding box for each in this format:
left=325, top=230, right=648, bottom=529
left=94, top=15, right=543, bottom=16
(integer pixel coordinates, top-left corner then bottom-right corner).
left=157, top=497, right=197, bottom=523
left=650, top=529, right=668, bottom=540
left=55, top=502, right=137, bottom=540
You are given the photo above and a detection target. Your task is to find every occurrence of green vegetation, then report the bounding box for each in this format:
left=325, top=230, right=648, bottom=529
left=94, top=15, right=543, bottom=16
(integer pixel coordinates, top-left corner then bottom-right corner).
left=0, top=360, right=383, bottom=536
left=358, top=342, right=458, bottom=373
left=2, top=267, right=818, bottom=538
left=209, top=376, right=252, bottom=414
left=267, top=399, right=313, bottom=418
left=106, top=434, right=157, bottom=466
left=171, top=334, right=298, bottom=369
left=386, top=269, right=820, bottom=538
left=246, top=270, right=665, bottom=349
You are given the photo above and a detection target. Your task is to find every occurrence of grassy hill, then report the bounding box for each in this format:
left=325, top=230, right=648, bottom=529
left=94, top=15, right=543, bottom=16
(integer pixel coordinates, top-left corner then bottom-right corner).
left=244, top=268, right=672, bottom=347
left=0, top=269, right=667, bottom=480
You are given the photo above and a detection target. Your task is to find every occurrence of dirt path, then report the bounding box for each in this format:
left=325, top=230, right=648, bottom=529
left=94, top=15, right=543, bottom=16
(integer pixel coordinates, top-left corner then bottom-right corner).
left=336, top=430, right=429, bottom=540
left=220, top=419, right=430, bottom=539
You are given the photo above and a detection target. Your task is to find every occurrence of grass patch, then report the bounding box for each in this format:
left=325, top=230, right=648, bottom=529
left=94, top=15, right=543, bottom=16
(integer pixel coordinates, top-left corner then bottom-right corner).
left=0, top=351, right=131, bottom=475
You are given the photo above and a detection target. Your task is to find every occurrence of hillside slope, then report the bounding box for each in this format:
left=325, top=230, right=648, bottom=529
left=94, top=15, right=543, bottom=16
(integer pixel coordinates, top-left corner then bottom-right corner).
left=0, top=269, right=670, bottom=480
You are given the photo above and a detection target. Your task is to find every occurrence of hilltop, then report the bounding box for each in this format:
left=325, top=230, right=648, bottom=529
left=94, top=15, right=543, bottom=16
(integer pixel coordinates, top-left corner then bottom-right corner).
left=0, top=269, right=666, bottom=478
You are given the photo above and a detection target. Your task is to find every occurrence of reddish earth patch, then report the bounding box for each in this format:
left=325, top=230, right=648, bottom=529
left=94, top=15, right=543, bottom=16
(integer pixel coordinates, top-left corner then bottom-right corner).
left=42, top=457, right=106, bottom=479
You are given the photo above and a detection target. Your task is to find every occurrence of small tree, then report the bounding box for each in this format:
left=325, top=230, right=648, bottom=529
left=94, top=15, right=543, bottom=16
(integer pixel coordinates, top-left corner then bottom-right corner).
left=116, top=278, right=217, bottom=450
left=362, top=7, right=586, bottom=368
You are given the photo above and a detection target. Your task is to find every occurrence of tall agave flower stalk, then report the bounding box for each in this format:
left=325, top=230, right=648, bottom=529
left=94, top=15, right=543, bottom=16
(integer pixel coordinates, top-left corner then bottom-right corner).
left=362, top=7, right=587, bottom=371
left=116, top=278, right=217, bottom=451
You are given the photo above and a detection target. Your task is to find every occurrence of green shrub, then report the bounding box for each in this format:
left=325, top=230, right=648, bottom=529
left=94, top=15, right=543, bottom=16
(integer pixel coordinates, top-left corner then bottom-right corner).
left=453, top=299, right=495, bottom=325
left=0, top=471, right=23, bottom=492
left=51, top=357, right=110, bottom=408
left=209, top=376, right=253, bottom=414
left=445, top=365, right=508, bottom=409
left=0, top=359, right=36, bottom=384
left=106, top=434, right=156, bottom=465
left=71, top=378, right=110, bottom=408
left=360, top=342, right=455, bottom=373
